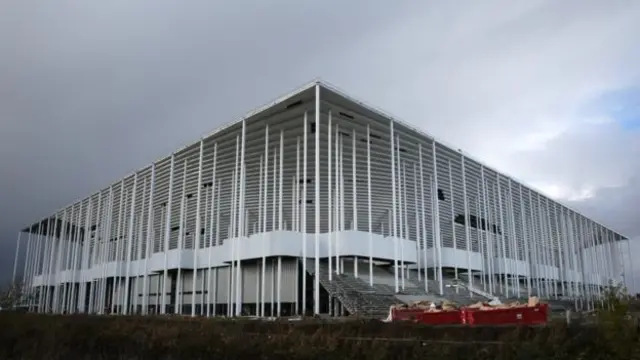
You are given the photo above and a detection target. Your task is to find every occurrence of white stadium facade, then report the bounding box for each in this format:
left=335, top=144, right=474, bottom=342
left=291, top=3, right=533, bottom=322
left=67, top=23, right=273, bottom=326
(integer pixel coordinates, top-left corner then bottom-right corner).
left=14, top=80, right=631, bottom=317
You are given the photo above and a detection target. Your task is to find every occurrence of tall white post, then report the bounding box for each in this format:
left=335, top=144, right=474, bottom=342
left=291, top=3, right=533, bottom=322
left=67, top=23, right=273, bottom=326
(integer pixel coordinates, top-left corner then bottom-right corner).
left=236, top=122, right=247, bottom=317
left=419, top=145, right=429, bottom=292
left=352, top=128, right=358, bottom=279
left=461, top=156, right=472, bottom=294
left=192, top=140, right=204, bottom=316
left=328, top=113, right=333, bottom=282
left=12, top=232, right=21, bottom=284
left=367, top=125, right=373, bottom=287
left=447, top=161, right=458, bottom=285
left=142, top=165, right=155, bottom=315
left=314, top=84, right=321, bottom=315
left=207, top=143, right=218, bottom=316
left=278, top=129, right=284, bottom=316
left=161, top=155, right=175, bottom=314
left=431, top=141, right=443, bottom=295
left=176, top=160, right=188, bottom=315
left=123, top=173, right=138, bottom=315
left=390, top=121, right=399, bottom=293
left=261, top=126, right=269, bottom=317
left=302, top=112, right=308, bottom=314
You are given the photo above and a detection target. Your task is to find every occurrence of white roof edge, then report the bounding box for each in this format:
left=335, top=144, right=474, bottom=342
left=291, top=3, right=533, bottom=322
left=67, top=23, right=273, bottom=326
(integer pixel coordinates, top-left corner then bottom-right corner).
left=24, top=79, right=320, bottom=230
left=23, top=78, right=628, bottom=240
left=316, top=79, right=630, bottom=240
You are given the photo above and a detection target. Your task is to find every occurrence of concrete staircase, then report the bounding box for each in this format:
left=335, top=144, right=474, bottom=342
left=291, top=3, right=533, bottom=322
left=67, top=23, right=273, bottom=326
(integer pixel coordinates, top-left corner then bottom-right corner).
left=305, top=260, right=398, bottom=318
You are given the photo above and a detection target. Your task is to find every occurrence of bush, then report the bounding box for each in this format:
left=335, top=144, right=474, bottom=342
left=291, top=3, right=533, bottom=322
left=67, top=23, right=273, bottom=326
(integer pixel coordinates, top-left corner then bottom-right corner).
left=0, top=312, right=638, bottom=359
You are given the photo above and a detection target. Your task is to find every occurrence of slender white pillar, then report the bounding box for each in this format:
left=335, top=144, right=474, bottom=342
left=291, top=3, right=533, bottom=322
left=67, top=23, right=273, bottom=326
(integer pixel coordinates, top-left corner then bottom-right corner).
left=518, top=185, right=531, bottom=296
left=447, top=161, right=458, bottom=284
left=176, top=160, right=188, bottom=315
left=261, top=126, right=269, bottom=317
left=419, top=145, right=429, bottom=292
left=277, top=129, right=284, bottom=316
left=335, top=124, right=341, bottom=275
left=351, top=128, right=358, bottom=279
left=431, top=142, right=443, bottom=295
left=314, top=85, right=321, bottom=315
left=302, top=111, right=308, bottom=314
left=111, top=182, right=125, bottom=314
left=256, top=153, right=263, bottom=316
left=142, top=165, right=155, bottom=315
left=413, top=163, right=421, bottom=283
left=366, top=125, right=373, bottom=287
left=206, top=143, right=217, bottom=317
left=389, top=121, right=399, bottom=293
left=161, top=155, right=175, bottom=314
left=123, top=174, right=138, bottom=315
left=236, top=122, right=247, bottom=317
left=132, top=181, right=147, bottom=314
left=461, top=157, right=472, bottom=293
left=192, top=140, right=204, bottom=316
left=12, top=232, right=21, bottom=284
left=328, top=113, right=333, bottom=282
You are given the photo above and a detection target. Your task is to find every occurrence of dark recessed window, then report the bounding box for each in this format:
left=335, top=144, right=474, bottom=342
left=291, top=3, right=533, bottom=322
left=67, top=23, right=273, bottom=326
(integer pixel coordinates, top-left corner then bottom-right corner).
left=339, top=112, right=354, bottom=119
left=171, top=225, right=180, bottom=232
left=310, top=122, right=316, bottom=134
left=369, top=132, right=381, bottom=140
left=286, top=100, right=303, bottom=109
left=437, top=189, right=445, bottom=201
left=299, top=199, right=313, bottom=204
left=299, top=178, right=313, bottom=184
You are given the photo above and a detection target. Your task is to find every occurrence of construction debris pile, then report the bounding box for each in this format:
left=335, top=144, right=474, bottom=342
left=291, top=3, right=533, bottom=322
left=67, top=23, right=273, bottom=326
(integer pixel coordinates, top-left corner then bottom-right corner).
left=391, top=300, right=460, bottom=313
left=466, top=296, right=541, bottom=311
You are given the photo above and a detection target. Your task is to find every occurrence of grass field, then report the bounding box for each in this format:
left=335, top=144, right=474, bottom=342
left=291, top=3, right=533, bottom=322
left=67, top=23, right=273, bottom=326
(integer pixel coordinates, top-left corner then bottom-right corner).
left=0, top=312, right=638, bottom=359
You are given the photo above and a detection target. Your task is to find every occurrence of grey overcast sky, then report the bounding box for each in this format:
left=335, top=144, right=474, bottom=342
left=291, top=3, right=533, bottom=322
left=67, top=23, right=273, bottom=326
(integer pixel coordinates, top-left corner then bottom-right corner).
left=1, top=1, right=639, bottom=290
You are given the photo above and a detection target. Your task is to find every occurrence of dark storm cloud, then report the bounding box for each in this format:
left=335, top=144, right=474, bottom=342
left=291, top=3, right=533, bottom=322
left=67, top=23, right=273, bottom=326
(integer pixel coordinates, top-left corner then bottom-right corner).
left=0, top=0, right=416, bottom=280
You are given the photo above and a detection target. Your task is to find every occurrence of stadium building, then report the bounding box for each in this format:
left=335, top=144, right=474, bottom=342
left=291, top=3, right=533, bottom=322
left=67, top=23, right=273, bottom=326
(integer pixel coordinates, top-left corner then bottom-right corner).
left=14, top=80, right=629, bottom=317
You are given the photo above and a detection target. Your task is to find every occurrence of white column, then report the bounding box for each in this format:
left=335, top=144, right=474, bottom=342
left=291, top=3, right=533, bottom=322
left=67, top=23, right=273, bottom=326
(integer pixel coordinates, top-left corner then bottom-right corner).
left=278, top=129, right=284, bottom=317
left=261, top=126, right=269, bottom=317
left=518, top=185, right=532, bottom=296
left=390, top=121, right=399, bottom=293
left=367, top=125, right=373, bottom=287
left=351, top=128, right=358, bottom=279
left=161, top=155, right=175, bottom=314
left=302, top=111, right=308, bottom=313
left=206, top=144, right=217, bottom=317
left=419, top=145, right=429, bottom=291
left=314, top=84, right=321, bottom=315
left=431, top=142, right=443, bottom=295
left=112, top=182, right=125, bottom=314
left=192, top=140, right=204, bottom=316
left=447, top=161, right=458, bottom=284
left=236, top=122, right=247, bottom=317
left=176, top=160, right=188, bottom=315
left=12, top=232, right=21, bottom=284
left=123, top=174, right=138, bottom=315
left=142, top=165, right=155, bottom=315
left=328, top=112, right=333, bottom=282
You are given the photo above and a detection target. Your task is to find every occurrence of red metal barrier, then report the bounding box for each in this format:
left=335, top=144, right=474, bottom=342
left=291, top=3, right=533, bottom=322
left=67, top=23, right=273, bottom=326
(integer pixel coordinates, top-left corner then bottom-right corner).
left=391, top=308, right=425, bottom=321
left=416, top=310, right=464, bottom=325
left=463, top=304, right=549, bottom=326
left=392, top=308, right=464, bottom=325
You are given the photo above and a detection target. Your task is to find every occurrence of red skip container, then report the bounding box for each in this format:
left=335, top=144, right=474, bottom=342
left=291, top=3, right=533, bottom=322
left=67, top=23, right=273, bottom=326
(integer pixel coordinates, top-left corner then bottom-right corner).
left=392, top=308, right=464, bottom=325
left=416, top=310, right=465, bottom=325
left=463, top=304, right=549, bottom=326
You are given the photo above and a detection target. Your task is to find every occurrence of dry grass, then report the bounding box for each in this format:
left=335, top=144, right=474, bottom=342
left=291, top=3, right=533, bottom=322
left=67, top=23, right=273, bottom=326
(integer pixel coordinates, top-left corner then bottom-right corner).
left=0, top=312, right=638, bottom=359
